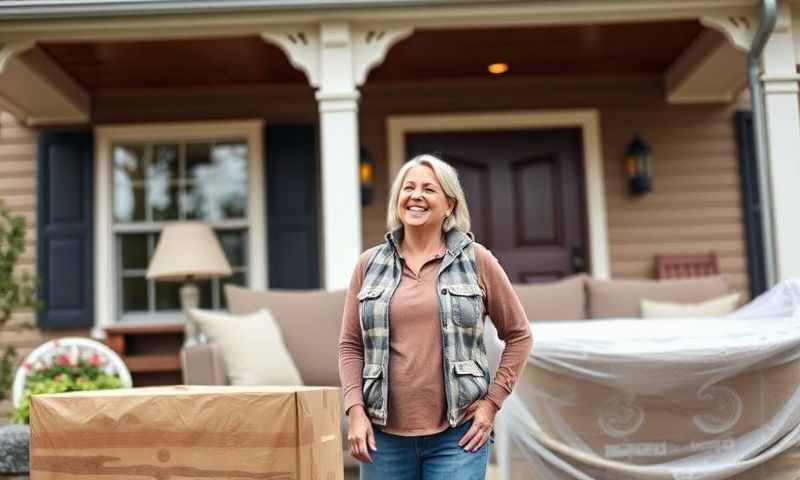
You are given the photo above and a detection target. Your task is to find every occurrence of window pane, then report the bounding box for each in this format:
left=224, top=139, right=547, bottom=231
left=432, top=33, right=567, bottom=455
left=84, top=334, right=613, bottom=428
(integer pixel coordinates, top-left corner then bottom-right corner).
left=184, top=142, right=247, bottom=221
left=114, top=144, right=145, bottom=182
left=114, top=183, right=146, bottom=222
left=122, top=277, right=148, bottom=312
left=217, top=230, right=246, bottom=267
left=186, top=142, right=210, bottom=178
left=120, top=234, right=148, bottom=270
left=151, top=184, right=179, bottom=221
left=155, top=281, right=181, bottom=310
left=198, top=279, right=213, bottom=309
left=151, top=144, right=179, bottom=180
left=113, top=144, right=146, bottom=222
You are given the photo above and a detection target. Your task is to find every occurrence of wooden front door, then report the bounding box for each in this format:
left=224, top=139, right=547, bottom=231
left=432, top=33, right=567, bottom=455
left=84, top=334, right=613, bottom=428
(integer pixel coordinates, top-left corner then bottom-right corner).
left=407, top=128, right=588, bottom=283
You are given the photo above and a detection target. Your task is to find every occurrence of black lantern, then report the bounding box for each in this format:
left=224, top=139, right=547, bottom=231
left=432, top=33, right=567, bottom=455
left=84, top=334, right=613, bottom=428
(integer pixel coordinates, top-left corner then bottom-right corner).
left=625, top=134, right=652, bottom=195
left=360, top=147, right=374, bottom=206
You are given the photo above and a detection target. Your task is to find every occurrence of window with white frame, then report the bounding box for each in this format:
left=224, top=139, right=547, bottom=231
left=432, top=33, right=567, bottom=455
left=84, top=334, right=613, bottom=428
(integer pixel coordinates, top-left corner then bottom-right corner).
left=112, top=139, right=250, bottom=318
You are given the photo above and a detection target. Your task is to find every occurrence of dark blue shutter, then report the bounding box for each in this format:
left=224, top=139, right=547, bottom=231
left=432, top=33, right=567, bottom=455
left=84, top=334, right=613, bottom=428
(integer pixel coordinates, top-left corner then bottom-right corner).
left=265, top=125, right=320, bottom=289
left=37, top=132, right=94, bottom=330
left=735, top=111, right=767, bottom=298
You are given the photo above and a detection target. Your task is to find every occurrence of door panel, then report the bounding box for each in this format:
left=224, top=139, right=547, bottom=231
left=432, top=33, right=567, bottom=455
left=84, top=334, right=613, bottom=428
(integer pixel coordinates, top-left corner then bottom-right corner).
left=406, top=128, right=587, bottom=283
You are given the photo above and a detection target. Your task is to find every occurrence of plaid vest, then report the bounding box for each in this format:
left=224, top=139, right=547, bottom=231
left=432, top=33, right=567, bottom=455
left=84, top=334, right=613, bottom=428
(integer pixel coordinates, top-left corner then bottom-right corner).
left=357, top=228, right=490, bottom=427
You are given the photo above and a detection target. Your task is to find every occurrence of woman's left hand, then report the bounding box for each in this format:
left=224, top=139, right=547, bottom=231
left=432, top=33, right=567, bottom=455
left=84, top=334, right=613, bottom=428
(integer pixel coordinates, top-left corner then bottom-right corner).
left=458, top=399, right=498, bottom=452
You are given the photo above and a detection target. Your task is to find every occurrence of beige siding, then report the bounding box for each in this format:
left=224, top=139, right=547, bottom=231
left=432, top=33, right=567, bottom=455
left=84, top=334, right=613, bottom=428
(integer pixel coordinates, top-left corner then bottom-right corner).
left=0, top=112, right=42, bottom=358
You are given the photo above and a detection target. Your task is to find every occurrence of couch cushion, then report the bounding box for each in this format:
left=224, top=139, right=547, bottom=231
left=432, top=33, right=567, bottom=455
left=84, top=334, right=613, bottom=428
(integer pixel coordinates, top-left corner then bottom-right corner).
left=587, top=275, right=730, bottom=318
left=641, top=292, right=741, bottom=319
left=225, top=285, right=346, bottom=387
left=513, top=274, right=588, bottom=321
left=190, top=308, right=303, bottom=386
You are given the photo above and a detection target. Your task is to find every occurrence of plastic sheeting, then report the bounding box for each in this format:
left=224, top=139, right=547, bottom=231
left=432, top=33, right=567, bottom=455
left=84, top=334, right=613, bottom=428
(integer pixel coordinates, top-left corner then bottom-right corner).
left=494, top=279, right=800, bottom=480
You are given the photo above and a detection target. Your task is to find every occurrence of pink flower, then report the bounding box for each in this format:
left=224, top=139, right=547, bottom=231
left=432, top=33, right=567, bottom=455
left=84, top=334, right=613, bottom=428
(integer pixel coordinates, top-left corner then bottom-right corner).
left=21, top=362, right=32, bottom=372
left=55, top=353, right=70, bottom=366
left=88, top=353, right=103, bottom=367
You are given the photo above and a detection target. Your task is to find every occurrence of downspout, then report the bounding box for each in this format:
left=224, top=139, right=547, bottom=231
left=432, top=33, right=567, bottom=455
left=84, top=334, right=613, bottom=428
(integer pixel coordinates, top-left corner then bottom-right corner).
left=748, top=0, right=778, bottom=287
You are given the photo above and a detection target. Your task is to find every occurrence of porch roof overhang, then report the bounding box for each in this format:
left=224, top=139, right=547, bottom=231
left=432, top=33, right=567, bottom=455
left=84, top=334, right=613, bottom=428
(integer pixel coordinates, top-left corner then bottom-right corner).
left=0, top=0, right=766, bottom=126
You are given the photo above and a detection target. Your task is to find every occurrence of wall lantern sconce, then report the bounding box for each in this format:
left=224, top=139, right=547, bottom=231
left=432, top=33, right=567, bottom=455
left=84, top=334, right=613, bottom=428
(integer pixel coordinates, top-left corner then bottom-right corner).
left=360, top=147, right=374, bottom=206
left=625, top=134, right=652, bottom=195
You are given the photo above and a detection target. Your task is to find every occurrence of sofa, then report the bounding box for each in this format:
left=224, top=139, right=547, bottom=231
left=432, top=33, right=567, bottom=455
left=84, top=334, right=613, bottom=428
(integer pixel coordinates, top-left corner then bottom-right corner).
left=182, top=274, right=733, bottom=470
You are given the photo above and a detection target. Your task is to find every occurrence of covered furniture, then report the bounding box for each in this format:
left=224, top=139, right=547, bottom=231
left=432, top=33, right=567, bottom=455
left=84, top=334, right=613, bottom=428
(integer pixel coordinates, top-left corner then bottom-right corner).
left=496, top=279, right=800, bottom=479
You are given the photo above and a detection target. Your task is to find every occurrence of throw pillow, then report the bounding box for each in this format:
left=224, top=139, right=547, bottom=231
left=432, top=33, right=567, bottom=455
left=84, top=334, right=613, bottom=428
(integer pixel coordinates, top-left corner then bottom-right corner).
left=640, top=293, right=741, bottom=319
left=189, top=308, right=303, bottom=386
left=224, top=285, right=346, bottom=387
left=587, top=276, right=730, bottom=318
left=512, top=274, right=589, bottom=321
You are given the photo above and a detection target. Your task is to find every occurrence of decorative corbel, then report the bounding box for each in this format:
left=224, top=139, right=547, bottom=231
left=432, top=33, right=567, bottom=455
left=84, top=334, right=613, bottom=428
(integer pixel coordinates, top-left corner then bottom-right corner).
left=700, top=12, right=759, bottom=53
left=261, top=27, right=321, bottom=88
left=352, top=25, right=413, bottom=86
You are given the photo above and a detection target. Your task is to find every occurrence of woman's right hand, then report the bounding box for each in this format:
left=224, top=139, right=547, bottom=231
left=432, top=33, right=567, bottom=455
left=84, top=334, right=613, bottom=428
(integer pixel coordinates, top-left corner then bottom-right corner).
left=347, top=405, right=377, bottom=463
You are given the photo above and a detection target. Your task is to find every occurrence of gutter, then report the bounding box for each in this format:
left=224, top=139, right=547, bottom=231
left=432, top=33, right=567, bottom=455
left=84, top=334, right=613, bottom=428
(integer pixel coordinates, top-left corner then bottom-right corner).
left=0, top=0, right=524, bottom=19
left=747, top=0, right=778, bottom=287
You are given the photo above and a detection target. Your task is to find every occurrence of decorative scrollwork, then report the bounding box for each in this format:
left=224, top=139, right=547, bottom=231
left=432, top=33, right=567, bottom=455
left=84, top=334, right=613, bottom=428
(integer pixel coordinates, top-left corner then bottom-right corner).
left=598, top=395, right=645, bottom=438
left=693, top=385, right=743, bottom=434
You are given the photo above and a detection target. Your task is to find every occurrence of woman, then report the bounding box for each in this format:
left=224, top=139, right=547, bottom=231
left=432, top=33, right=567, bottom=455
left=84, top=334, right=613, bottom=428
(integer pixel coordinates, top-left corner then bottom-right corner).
left=338, top=154, right=532, bottom=479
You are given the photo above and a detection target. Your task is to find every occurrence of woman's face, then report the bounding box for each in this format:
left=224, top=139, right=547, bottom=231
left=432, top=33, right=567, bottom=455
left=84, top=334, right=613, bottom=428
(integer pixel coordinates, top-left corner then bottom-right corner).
left=397, top=165, right=454, bottom=230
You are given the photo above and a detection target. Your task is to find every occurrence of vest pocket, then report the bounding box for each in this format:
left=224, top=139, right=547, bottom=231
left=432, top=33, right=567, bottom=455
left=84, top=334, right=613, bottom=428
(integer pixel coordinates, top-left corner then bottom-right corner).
left=362, top=363, right=384, bottom=411
left=452, top=360, right=489, bottom=409
left=446, top=284, right=484, bottom=327
left=357, top=286, right=385, bottom=330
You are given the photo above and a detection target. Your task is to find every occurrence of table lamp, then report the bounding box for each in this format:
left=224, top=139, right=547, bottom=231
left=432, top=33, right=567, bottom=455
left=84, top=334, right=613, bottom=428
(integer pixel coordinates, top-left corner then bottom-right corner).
left=146, top=221, right=232, bottom=347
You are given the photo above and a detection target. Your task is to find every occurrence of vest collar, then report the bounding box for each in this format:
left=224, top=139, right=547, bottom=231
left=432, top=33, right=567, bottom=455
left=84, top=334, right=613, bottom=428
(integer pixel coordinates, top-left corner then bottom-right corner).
left=386, top=228, right=473, bottom=257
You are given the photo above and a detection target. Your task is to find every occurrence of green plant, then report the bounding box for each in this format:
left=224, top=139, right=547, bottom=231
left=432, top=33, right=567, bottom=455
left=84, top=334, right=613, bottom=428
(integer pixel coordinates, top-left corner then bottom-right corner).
left=12, top=346, right=124, bottom=424
left=0, top=199, right=40, bottom=400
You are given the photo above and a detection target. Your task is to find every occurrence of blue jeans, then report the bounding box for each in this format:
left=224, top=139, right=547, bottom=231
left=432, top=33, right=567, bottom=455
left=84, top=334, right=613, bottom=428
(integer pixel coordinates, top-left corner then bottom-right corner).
left=359, top=420, right=491, bottom=480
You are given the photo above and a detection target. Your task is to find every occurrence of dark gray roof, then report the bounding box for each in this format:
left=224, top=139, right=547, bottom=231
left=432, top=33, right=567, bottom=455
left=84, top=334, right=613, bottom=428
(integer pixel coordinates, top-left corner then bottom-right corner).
left=0, top=0, right=518, bottom=19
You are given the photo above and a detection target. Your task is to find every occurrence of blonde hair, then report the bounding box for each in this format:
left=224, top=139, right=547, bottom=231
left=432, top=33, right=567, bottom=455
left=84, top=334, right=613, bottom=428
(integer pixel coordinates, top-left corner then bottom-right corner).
left=387, top=154, right=471, bottom=233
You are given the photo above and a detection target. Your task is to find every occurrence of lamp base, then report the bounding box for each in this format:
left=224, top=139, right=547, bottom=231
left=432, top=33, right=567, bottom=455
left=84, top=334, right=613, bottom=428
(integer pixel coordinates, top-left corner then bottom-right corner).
left=180, top=282, right=203, bottom=348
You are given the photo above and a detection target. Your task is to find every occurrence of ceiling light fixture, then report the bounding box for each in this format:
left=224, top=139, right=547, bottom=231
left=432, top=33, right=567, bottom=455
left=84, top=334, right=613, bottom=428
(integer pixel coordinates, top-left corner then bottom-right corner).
left=488, top=63, right=509, bottom=75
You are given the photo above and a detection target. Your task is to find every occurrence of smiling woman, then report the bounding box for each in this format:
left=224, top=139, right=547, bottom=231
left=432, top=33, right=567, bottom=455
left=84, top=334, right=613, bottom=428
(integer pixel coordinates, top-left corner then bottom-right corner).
left=338, top=154, right=533, bottom=480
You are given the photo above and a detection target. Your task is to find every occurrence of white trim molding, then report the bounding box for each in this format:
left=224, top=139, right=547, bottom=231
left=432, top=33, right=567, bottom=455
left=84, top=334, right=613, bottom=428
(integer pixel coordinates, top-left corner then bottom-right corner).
left=92, top=120, right=266, bottom=337
left=387, top=110, right=611, bottom=280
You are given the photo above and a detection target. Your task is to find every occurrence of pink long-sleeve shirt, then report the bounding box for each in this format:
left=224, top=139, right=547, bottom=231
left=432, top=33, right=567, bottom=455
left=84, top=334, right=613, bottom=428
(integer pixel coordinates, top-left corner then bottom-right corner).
left=338, top=242, right=533, bottom=436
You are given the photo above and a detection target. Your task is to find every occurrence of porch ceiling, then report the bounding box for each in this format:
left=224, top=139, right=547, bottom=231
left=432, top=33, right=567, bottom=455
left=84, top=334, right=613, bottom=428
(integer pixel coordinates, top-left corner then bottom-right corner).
left=369, top=21, right=706, bottom=81
left=38, top=36, right=307, bottom=91
left=37, top=20, right=708, bottom=92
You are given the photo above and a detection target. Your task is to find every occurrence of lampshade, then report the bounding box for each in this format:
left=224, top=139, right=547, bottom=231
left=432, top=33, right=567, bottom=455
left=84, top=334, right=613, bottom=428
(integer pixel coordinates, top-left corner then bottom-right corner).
left=146, top=222, right=233, bottom=282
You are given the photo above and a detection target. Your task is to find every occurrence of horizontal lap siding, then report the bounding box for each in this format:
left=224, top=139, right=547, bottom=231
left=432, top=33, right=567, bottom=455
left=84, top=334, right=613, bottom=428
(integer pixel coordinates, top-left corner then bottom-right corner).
left=359, top=77, right=750, bottom=297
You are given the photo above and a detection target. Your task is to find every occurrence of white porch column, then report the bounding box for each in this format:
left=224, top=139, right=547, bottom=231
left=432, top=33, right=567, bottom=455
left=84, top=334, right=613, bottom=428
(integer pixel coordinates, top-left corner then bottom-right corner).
left=263, top=22, right=412, bottom=289
left=317, top=21, right=362, bottom=290
left=761, top=3, right=800, bottom=282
